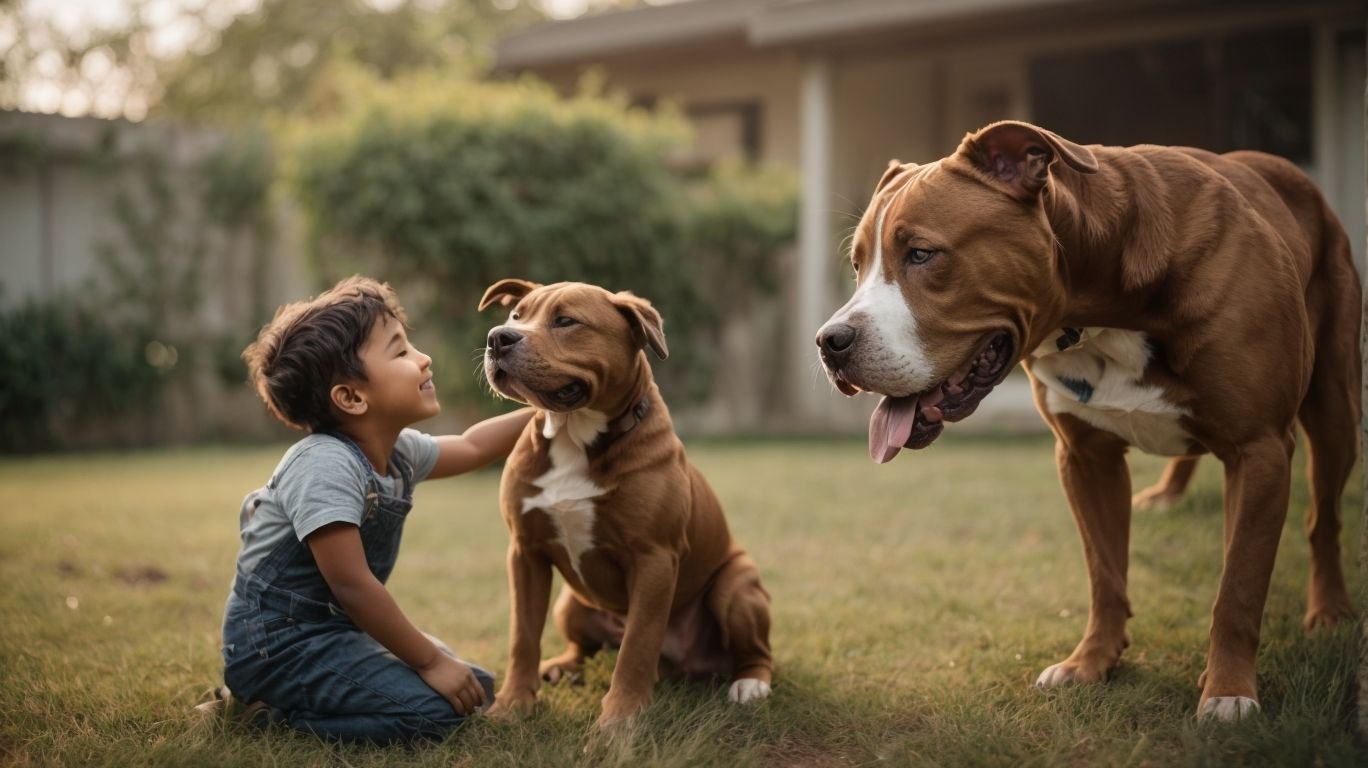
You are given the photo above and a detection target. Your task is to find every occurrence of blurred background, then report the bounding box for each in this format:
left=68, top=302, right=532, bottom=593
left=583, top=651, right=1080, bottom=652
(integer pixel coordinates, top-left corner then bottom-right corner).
left=0, top=0, right=1363, bottom=451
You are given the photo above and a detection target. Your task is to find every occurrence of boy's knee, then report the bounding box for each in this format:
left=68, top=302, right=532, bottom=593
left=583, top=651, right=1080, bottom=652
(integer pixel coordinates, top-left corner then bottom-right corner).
left=469, top=663, right=496, bottom=702
left=395, top=694, right=467, bottom=742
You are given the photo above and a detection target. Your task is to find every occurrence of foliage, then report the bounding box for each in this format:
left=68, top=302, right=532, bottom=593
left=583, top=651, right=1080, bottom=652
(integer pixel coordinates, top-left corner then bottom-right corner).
left=154, top=0, right=545, bottom=126
left=2, top=0, right=554, bottom=122
left=683, top=161, right=798, bottom=308
left=0, top=298, right=162, bottom=451
left=289, top=71, right=797, bottom=407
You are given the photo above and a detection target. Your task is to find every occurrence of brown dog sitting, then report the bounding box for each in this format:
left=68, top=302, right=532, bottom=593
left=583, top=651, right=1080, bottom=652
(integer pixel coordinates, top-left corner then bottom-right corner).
left=478, top=279, right=774, bottom=728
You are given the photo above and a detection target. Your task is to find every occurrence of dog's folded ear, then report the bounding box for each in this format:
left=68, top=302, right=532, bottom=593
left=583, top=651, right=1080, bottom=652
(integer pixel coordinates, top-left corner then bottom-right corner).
left=873, top=159, right=914, bottom=195
left=612, top=292, right=668, bottom=360
left=479, top=279, right=540, bottom=311
left=958, top=121, right=1098, bottom=202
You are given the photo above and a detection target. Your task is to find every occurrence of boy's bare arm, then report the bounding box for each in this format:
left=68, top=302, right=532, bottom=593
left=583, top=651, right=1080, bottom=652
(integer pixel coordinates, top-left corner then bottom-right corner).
left=307, top=522, right=487, bottom=714
left=428, top=408, right=534, bottom=479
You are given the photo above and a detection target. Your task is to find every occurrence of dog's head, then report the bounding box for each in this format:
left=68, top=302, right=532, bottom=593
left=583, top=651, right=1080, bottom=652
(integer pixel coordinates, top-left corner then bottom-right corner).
left=480, top=279, right=667, bottom=413
left=816, top=121, right=1098, bottom=462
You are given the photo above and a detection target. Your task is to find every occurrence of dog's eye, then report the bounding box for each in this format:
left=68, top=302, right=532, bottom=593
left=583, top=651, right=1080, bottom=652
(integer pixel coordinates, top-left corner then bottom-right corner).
left=906, top=248, right=937, bottom=266
left=510, top=311, right=520, bottom=321
left=553, top=316, right=578, bottom=328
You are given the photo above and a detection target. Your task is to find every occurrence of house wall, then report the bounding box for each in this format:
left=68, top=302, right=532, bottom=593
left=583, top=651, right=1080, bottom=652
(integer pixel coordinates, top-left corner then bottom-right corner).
left=0, top=111, right=311, bottom=446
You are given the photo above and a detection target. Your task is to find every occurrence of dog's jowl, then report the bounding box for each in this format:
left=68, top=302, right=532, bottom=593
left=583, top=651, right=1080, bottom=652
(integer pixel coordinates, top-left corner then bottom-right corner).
left=817, top=120, right=1359, bottom=720
left=481, top=279, right=774, bottom=730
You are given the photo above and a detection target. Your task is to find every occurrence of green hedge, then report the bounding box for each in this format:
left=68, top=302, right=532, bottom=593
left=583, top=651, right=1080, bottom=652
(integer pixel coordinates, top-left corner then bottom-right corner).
left=0, top=299, right=163, bottom=451
left=289, top=73, right=796, bottom=408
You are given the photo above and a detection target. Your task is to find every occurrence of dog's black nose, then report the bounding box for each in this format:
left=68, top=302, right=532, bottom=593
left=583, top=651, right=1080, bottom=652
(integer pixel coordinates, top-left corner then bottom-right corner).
left=817, top=323, right=857, bottom=356
left=487, top=327, right=524, bottom=358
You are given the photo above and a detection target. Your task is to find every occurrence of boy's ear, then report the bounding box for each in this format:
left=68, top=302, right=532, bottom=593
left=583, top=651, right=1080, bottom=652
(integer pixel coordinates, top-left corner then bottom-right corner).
left=479, top=279, right=541, bottom=311
left=612, top=291, right=668, bottom=360
left=330, top=383, right=368, bottom=417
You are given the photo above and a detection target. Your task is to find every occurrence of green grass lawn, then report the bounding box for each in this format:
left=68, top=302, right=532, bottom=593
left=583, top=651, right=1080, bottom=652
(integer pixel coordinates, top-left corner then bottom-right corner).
left=0, top=432, right=1363, bottom=767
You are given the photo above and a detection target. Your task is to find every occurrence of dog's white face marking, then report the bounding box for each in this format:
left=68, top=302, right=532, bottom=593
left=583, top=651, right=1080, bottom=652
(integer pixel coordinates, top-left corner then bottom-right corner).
left=522, top=409, right=608, bottom=582
left=1031, top=328, right=1193, bottom=456
left=821, top=201, right=937, bottom=396
left=727, top=677, right=772, bottom=704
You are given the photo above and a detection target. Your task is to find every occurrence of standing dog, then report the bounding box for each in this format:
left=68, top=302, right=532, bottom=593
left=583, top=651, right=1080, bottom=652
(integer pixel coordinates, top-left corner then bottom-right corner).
left=816, top=120, right=1359, bottom=720
left=480, top=279, right=773, bottom=729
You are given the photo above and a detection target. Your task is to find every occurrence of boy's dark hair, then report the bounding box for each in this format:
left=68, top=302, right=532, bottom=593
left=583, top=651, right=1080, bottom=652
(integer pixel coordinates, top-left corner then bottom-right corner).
left=243, top=276, right=409, bottom=432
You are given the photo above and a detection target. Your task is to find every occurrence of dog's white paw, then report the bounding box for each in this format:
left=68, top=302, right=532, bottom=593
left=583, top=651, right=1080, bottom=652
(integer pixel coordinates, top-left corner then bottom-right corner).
left=728, top=678, right=771, bottom=704
left=1198, top=696, right=1260, bottom=721
left=1035, top=663, right=1077, bottom=689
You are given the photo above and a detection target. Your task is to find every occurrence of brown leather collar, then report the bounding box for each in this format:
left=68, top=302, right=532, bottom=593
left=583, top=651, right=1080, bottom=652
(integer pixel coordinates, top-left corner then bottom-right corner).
left=606, top=394, right=651, bottom=439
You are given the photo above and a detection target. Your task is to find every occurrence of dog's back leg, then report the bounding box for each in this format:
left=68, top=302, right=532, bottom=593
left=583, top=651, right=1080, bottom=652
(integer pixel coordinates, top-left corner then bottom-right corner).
left=1296, top=231, right=1359, bottom=631
left=540, top=586, right=619, bottom=683
left=707, top=549, right=773, bottom=703
left=1132, top=456, right=1200, bottom=511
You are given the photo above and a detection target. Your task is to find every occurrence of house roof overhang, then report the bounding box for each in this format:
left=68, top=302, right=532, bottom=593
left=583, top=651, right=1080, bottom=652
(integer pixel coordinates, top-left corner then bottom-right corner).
left=496, top=0, right=1131, bottom=69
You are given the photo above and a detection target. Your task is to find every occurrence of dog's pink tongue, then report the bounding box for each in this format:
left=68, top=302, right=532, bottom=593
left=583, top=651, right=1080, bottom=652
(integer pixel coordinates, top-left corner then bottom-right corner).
left=869, top=395, right=918, bottom=464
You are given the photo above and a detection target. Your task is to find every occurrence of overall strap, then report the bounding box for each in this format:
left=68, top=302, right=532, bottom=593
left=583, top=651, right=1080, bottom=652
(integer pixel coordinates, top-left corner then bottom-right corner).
left=321, top=431, right=413, bottom=500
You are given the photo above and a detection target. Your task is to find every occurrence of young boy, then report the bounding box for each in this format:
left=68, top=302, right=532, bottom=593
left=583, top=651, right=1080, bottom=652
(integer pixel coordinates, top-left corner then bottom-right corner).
left=219, top=276, right=531, bottom=743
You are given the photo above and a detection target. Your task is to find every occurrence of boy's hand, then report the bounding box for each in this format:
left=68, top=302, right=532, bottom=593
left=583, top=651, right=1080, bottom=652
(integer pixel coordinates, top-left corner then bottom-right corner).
left=418, top=654, right=488, bottom=716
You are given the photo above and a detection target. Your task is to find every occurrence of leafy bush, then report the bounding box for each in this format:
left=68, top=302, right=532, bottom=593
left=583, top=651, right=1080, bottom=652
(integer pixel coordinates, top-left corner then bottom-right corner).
left=289, top=71, right=796, bottom=409
left=0, top=299, right=163, bottom=451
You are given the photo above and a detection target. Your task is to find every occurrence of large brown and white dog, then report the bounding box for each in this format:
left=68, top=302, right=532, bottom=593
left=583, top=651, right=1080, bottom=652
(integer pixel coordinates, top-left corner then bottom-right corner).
left=816, top=120, right=1359, bottom=720
left=479, top=279, right=773, bottom=729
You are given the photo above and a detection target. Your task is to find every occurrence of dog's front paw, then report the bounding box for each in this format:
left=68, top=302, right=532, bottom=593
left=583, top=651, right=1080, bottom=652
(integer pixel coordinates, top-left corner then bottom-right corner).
left=596, top=689, right=650, bottom=729
left=486, top=691, right=536, bottom=720
left=1035, top=658, right=1108, bottom=688
left=1198, top=696, right=1260, bottom=721
left=728, top=677, right=772, bottom=704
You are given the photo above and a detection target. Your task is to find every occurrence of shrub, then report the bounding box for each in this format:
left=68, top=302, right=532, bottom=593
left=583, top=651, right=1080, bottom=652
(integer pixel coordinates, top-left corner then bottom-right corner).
left=288, top=71, right=796, bottom=410
left=0, top=299, right=163, bottom=451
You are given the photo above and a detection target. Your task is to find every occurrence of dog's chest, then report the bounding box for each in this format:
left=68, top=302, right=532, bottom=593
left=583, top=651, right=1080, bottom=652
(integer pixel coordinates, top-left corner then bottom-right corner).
left=1030, top=328, right=1194, bottom=456
left=520, top=410, right=608, bottom=582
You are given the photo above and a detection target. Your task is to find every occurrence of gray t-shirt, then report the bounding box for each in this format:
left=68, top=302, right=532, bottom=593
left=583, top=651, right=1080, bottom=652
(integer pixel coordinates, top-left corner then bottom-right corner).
left=233, top=428, right=439, bottom=577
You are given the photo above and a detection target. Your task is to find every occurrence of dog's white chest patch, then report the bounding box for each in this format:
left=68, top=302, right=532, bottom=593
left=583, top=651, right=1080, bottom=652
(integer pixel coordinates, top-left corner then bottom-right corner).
left=521, top=410, right=608, bottom=581
left=1030, top=329, right=1194, bottom=456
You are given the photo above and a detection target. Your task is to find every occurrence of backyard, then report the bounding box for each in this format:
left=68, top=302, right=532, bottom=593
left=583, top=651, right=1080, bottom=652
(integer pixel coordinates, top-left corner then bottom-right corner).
left=0, top=433, right=1363, bottom=766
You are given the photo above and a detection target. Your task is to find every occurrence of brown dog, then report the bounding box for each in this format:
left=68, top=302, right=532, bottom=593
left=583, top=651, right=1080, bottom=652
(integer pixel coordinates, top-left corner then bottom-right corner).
left=816, top=120, right=1359, bottom=720
left=478, top=280, right=774, bottom=728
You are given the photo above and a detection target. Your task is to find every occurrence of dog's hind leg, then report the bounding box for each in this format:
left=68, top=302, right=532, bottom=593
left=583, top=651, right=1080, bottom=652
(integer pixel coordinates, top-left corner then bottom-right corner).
left=540, top=586, right=622, bottom=683
left=1296, top=254, right=1359, bottom=631
left=1198, top=430, right=1294, bottom=718
left=707, top=549, right=773, bottom=703
left=1131, top=456, right=1199, bottom=511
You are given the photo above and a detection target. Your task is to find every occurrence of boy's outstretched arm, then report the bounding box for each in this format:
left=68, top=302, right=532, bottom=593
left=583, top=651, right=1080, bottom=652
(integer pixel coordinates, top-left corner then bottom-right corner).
left=428, top=408, right=534, bottom=479
left=308, top=522, right=487, bottom=715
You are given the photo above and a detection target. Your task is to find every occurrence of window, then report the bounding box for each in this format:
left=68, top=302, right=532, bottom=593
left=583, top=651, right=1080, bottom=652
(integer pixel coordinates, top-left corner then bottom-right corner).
left=1029, top=25, right=1311, bottom=162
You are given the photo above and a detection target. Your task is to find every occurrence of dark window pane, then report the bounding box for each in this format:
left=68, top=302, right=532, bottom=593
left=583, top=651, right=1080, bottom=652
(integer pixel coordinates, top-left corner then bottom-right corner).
left=1029, top=25, right=1311, bottom=162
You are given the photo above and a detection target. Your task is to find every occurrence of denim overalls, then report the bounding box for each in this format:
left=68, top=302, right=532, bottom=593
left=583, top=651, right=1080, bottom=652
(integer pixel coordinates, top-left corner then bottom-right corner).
left=221, top=433, right=494, bottom=743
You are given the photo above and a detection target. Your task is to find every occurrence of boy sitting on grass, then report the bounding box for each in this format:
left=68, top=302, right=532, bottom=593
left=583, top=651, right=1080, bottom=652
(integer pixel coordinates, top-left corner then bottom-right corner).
left=217, top=275, right=531, bottom=743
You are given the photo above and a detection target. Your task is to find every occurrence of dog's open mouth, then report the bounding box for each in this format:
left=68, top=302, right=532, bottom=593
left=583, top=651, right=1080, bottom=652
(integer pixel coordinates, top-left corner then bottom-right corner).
left=868, top=331, right=1014, bottom=463
left=487, top=361, right=589, bottom=412
left=541, top=380, right=589, bottom=410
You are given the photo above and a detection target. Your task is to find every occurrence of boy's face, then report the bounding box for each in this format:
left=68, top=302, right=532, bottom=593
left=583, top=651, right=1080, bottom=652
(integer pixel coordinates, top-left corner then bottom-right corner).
left=351, top=313, right=439, bottom=426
